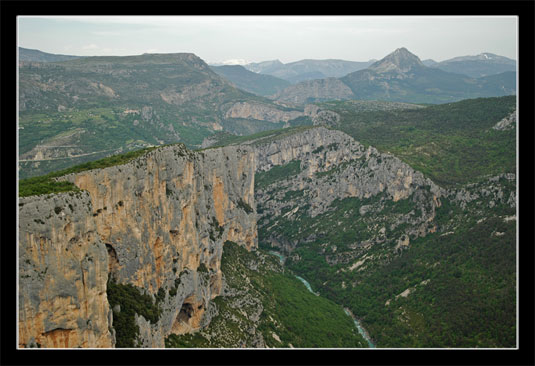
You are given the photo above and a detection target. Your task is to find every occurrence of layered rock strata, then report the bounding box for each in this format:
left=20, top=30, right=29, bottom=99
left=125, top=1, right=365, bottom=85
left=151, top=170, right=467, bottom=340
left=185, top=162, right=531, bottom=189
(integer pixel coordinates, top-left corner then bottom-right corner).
left=248, top=127, right=444, bottom=253
left=253, top=127, right=443, bottom=210
left=19, top=144, right=257, bottom=348
left=224, top=101, right=304, bottom=123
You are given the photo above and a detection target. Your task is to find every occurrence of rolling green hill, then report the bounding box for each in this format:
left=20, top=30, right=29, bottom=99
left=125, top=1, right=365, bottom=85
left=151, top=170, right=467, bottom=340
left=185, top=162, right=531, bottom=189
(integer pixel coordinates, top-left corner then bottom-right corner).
left=318, top=95, right=516, bottom=187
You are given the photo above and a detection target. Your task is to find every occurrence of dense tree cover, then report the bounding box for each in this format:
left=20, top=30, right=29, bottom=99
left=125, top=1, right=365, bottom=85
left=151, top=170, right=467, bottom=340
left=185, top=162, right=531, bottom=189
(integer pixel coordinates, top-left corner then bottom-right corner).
left=106, top=280, right=163, bottom=348
left=255, top=160, right=302, bottom=190
left=18, top=176, right=80, bottom=197
left=273, top=190, right=516, bottom=348
left=253, top=106, right=517, bottom=347
left=345, top=211, right=515, bottom=348
left=319, top=96, right=516, bottom=187
left=165, top=241, right=367, bottom=348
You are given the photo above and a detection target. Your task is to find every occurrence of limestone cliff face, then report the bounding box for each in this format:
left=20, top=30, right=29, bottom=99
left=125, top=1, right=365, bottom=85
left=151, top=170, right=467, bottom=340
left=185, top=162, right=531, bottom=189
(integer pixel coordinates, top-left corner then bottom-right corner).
left=250, top=127, right=443, bottom=255
left=224, top=101, right=304, bottom=123
left=254, top=127, right=442, bottom=207
left=19, top=191, right=114, bottom=348
left=19, top=144, right=257, bottom=348
left=304, top=104, right=341, bottom=126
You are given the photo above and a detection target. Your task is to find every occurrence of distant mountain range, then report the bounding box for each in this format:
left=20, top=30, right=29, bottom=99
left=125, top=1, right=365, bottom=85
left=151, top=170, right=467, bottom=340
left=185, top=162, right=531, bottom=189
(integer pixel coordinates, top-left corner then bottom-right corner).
left=273, top=48, right=516, bottom=104
left=17, top=46, right=517, bottom=178
left=239, top=52, right=515, bottom=84
left=210, top=65, right=291, bottom=97
left=422, top=59, right=438, bottom=67
left=19, top=47, right=82, bottom=62
left=429, top=52, right=516, bottom=78
left=21, top=46, right=516, bottom=91
left=242, top=59, right=376, bottom=83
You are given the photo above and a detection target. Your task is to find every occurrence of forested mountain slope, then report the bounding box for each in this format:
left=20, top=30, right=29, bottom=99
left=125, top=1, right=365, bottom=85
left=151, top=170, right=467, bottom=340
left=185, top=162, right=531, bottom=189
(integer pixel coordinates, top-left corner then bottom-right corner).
left=209, top=96, right=517, bottom=347
left=18, top=53, right=309, bottom=179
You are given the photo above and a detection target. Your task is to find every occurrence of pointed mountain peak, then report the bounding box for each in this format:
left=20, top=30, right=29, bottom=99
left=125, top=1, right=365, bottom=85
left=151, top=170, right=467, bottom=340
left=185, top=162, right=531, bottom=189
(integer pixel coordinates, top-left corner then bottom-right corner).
left=392, top=47, right=412, bottom=55
left=369, top=47, right=424, bottom=73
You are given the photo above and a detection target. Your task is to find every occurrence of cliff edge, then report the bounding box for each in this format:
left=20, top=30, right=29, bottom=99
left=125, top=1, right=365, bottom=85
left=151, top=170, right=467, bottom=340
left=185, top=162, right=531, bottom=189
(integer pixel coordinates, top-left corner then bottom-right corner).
left=19, top=144, right=257, bottom=348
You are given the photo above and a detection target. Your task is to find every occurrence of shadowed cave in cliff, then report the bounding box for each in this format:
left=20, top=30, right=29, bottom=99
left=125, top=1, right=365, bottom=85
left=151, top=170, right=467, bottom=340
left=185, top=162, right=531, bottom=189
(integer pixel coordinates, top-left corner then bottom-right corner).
left=105, top=244, right=120, bottom=280
left=177, top=302, right=194, bottom=323
left=172, top=295, right=205, bottom=334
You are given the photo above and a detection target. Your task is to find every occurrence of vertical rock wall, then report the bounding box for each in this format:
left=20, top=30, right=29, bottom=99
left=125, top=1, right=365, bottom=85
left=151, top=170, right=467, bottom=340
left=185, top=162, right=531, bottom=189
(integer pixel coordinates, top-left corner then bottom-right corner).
left=18, top=191, right=114, bottom=348
left=19, top=144, right=257, bottom=348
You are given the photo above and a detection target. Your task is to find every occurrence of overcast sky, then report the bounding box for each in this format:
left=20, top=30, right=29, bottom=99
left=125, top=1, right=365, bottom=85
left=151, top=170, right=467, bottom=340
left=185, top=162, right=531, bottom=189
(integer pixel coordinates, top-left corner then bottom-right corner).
left=18, top=16, right=517, bottom=64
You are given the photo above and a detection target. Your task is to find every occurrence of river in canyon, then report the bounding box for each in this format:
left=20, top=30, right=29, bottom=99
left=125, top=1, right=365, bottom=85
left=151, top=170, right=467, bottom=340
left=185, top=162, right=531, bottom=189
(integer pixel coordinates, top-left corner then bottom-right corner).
left=268, top=250, right=376, bottom=348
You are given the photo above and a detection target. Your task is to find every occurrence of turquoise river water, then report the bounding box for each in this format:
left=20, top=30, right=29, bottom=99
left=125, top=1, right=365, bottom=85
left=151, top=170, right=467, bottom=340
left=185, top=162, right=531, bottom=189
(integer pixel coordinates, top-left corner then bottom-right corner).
left=269, top=250, right=376, bottom=348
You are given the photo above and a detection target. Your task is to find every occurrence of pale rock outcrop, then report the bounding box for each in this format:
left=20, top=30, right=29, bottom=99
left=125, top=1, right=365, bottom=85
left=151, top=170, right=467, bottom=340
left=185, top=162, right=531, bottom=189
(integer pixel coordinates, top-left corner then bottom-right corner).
left=253, top=127, right=443, bottom=216
left=304, top=104, right=341, bottom=126
left=250, top=127, right=444, bottom=255
left=160, top=80, right=221, bottom=106
left=224, top=101, right=304, bottom=123
left=447, top=173, right=516, bottom=209
left=19, top=143, right=257, bottom=348
left=492, top=110, right=516, bottom=131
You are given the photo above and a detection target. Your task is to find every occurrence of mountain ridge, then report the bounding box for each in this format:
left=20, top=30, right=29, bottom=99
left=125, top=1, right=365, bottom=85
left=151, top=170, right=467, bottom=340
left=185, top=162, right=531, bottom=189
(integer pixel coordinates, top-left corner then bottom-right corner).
left=429, top=52, right=516, bottom=78
left=243, top=58, right=375, bottom=83
left=19, top=47, right=82, bottom=62
left=18, top=51, right=310, bottom=179
left=210, top=64, right=291, bottom=97
left=438, top=52, right=516, bottom=64
left=273, top=47, right=516, bottom=105
left=368, top=47, right=425, bottom=73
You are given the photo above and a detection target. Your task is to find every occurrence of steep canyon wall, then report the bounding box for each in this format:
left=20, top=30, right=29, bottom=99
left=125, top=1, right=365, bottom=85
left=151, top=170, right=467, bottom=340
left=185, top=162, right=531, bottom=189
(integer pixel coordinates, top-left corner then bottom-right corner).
left=18, top=144, right=257, bottom=348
